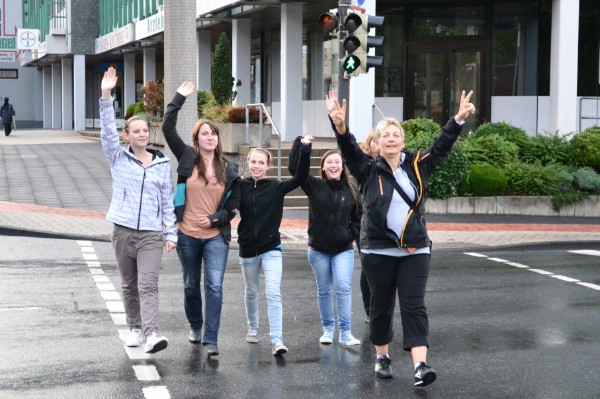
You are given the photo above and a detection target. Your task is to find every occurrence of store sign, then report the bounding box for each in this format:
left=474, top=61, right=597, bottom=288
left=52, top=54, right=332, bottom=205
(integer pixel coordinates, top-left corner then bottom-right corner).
left=17, top=29, right=40, bottom=50
left=95, top=24, right=135, bottom=54
left=136, top=10, right=164, bottom=40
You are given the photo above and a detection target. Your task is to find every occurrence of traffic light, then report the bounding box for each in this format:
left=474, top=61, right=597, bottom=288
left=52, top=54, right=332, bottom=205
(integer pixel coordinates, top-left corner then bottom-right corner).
left=318, top=11, right=340, bottom=36
left=341, top=12, right=385, bottom=78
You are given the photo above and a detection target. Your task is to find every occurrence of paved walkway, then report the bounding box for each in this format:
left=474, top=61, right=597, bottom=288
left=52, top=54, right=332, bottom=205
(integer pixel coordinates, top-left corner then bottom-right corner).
left=1, top=129, right=600, bottom=251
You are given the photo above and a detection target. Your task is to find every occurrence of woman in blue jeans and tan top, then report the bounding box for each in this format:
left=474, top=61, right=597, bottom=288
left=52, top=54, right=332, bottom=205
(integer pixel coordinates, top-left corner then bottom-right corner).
left=162, top=82, right=240, bottom=358
left=289, top=141, right=361, bottom=346
left=237, top=138, right=312, bottom=356
left=100, top=67, right=177, bottom=354
left=327, top=89, right=475, bottom=386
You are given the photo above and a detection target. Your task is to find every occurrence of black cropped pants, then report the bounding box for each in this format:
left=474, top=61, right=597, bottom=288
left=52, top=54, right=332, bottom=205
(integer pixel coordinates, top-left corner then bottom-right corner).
left=362, top=252, right=430, bottom=351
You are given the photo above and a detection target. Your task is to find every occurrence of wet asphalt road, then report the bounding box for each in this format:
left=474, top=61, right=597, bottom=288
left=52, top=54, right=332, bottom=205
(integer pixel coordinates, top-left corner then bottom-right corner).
left=1, top=236, right=600, bottom=399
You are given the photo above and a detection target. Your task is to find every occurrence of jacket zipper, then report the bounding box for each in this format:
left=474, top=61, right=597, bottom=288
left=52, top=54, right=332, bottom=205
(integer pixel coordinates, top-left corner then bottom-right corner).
left=137, top=169, right=147, bottom=230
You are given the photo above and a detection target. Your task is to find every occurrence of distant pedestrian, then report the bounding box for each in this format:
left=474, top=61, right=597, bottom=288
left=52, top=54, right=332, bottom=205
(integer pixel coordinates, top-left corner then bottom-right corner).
left=99, top=67, right=177, bottom=354
left=1, top=97, right=16, bottom=136
left=326, top=89, right=476, bottom=386
left=289, top=142, right=361, bottom=347
left=238, top=141, right=311, bottom=357
left=358, top=128, right=380, bottom=322
left=162, top=81, right=241, bottom=358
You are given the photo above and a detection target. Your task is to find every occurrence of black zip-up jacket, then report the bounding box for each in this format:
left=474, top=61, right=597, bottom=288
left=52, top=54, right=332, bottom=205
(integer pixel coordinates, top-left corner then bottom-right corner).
left=162, top=92, right=241, bottom=242
left=237, top=141, right=311, bottom=258
left=289, top=137, right=360, bottom=255
left=332, top=117, right=464, bottom=250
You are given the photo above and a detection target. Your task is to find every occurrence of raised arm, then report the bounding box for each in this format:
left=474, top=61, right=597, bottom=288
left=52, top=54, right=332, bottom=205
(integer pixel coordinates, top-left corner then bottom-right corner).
left=283, top=135, right=313, bottom=193
left=162, top=81, right=197, bottom=160
left=99, top=67, right=121, bottom=166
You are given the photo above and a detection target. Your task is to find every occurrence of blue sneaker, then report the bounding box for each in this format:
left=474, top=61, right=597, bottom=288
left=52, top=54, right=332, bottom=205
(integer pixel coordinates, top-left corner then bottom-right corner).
left=319, top=328, right=334, bottom=344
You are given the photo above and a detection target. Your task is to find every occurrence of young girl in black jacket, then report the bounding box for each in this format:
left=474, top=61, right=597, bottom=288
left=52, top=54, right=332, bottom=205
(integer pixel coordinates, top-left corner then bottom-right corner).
left=237, top=138, right=312, bottom=357
left=289, top=140, right=361, bottom=346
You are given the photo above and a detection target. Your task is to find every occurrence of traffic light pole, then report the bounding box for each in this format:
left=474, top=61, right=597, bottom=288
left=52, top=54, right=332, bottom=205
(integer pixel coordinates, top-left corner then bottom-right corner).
left=338, top=0, right=350, bottom=121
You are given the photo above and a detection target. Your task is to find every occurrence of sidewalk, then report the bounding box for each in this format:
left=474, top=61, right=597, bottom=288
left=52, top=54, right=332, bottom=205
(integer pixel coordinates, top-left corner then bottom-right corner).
left=1, top=129, right=600, bottom=251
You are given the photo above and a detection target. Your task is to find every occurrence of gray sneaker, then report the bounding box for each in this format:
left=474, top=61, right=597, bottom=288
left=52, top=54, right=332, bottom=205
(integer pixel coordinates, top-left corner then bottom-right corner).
left=246, top=329, right=259, bottom=343
left=188, top=330, right=201, bottom=344
left=204, top=343, right=219, bottom=357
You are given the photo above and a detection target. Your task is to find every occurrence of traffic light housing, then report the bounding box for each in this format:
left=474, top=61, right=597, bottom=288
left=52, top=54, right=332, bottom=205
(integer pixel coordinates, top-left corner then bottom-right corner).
left=341, top=12, right=385, bottom=78
left=318, top=11, right=339, bottom=35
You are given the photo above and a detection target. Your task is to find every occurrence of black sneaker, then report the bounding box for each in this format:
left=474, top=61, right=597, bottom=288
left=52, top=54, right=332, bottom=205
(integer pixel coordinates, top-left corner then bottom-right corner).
left=414, top=362, right=437, bottom=387
left=375, top=355, right=393, bottom=378
left=204, top=343, right=219, bottom=357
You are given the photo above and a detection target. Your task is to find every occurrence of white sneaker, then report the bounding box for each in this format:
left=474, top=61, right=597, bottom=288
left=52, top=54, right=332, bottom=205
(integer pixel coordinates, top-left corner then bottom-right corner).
left=145, top=332, right=168, bottom=354
left=319, top=328, right=335, bottom=344
left=124, top=328, right=143, bottom=347
left=339, top=332, right=361, bottom=346
left=272, top=342, right=288, bottom=356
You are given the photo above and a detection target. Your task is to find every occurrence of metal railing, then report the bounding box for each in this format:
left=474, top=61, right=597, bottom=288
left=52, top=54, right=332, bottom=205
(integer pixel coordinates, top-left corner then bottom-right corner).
left=373, top=102, right=386, bottom=120
left=579, top=97, right=600, bottom=132
left=244, top=103, right=282, bottom=179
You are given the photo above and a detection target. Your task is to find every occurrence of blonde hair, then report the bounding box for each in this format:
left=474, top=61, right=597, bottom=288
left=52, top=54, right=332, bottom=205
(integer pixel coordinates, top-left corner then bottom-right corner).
left=374, top=118, right=404, bottom=142
left=360, top=129, right=377, bottom=157
left=247, top=147, right=273, bottom=166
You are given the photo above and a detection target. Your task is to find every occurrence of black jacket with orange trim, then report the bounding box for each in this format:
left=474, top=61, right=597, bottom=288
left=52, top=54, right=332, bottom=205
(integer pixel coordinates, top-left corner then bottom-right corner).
left=332, top=117, right=464, bottom=250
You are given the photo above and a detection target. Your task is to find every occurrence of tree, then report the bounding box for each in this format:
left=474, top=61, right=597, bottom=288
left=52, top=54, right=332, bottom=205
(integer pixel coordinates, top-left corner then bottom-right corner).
left=211, top=32, right=240, bottom=106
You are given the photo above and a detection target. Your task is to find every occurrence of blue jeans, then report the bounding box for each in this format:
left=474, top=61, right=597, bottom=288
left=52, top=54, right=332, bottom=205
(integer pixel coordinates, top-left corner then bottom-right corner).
left=240, top=250, right=283, bottom=343
left=307, top=248, right=355, bottom=333
left=177, top=232, right=229, bottom=345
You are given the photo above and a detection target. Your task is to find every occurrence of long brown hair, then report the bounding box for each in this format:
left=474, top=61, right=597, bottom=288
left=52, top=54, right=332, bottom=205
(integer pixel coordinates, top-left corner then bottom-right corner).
left=320, top=150, right=360, bottom=216
left=192, top=119, right=227, bottom=186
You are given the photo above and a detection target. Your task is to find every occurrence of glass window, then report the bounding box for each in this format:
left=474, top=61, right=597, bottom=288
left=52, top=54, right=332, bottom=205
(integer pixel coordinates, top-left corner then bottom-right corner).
left=412, top=7, right=485, bottom=38
left=492, top=3, right=540, bottom=96
left=375, top=11, right=405, bottom=97
left=578, top=0, right=600, bottom=96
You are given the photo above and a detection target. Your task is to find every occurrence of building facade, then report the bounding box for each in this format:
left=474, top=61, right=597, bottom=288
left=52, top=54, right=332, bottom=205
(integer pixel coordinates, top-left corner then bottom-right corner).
left=6, top=0, right=600, bottom=143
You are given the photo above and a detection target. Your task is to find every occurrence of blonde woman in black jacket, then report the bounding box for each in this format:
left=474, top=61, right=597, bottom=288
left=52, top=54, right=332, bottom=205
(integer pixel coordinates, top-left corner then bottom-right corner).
left=289, top=140, right=361, bottom=347
left=327, top=89, right=475, bottom=387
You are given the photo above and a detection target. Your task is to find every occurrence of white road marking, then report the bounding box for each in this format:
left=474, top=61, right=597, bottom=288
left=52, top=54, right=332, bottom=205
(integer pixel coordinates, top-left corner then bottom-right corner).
left=568, top=250, right=600, bottom=257
left=0, top=307, right=42, bottom=312
left=101, top=291, right=121, bottom=301
left=505, top=262, right=529, bottom=268
left=110, top=313, right=127, bottom=325
left=78, top=242, right=170, bottom=397
left=577, top=282, right=600, bottom=290
left=466, top=251, right=600, bottom=292
left=528, top=269, right=553, bottom=275
left=132, top=365, right=161, bottom=381
left=551, top=275, right=580, bottom=283
left=106, top=301, right=125, bottom=313
left=143, top=386, right=171, bottom=399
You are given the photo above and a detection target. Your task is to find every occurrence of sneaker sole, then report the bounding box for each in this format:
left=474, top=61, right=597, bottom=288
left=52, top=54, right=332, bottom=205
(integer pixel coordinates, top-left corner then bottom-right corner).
left=415, top=372, right=437, bottom=387
left=246, top=337, right=259, bottom=343
left=319, top=338, right=333, bottom=344
left=188, top=338, right=201, bottom=344
left=339, top=340, right=361, bottom=347
left=273, top=348, right=288, bottom=356
left=145, top=339, right=168, bottom=354
left=124, top=342, right=143, bottom=347
left=376, top=371, right=393, bottom=379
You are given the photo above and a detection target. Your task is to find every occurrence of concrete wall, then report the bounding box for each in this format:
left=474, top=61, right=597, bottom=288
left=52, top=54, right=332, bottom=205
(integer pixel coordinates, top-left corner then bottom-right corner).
left=427, top=196, right=600, bottom=217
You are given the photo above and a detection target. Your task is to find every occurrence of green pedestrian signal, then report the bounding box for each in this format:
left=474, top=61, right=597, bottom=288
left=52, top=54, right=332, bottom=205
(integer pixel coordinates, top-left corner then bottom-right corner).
left=342, top=54, right=361, bottom=73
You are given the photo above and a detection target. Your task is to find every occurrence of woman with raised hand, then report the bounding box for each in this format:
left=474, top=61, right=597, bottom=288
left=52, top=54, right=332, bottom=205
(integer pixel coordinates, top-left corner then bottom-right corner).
left=99, top=67, right=177, bottom=354
left=162, top=81, right=240, bottom=358
left=327, top=89, right=475, bottom=387
left=238, top=138, right=312, bottom=357
left=289, top=142, right=362, bottom=347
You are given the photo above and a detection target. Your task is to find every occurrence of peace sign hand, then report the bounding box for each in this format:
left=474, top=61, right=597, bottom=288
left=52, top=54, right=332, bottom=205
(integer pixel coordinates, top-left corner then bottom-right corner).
left=455, top=90, right=476, bottom=123
left=326, top=90, right=347, bottom=134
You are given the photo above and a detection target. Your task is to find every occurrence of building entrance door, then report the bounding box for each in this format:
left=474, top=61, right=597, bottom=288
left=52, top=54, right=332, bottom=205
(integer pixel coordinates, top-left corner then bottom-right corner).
left=406, top=45, right=487, bottom=133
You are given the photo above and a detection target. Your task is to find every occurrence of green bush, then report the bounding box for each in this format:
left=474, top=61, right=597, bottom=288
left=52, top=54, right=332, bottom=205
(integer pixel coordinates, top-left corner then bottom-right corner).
left=505, top=162, right=571, bottom=196
left=401, top=118, right=469, bottom=199
left=471, top=121, right=528, bottom=149
left=571, top=127, right=600, bottom=172
left=522, top=132, right=572, bottom=166
left=212, top=33, right=240, bottom=106
left=573, top=167, right=600, bottom=193
left=458, top=164, right=507, bottom=196
left=463, top=134, right=519, bottom=168
left=551, top=191, right=588, bottom=213
left=125, top=102, right=145, bottom=120
left=141, top=80, right=164, bottom=117
left=197, top=90, right=213, bottom=118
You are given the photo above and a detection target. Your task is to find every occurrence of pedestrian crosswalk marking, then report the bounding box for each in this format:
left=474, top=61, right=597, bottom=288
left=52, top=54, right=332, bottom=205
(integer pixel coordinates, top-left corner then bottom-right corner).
left=133, top=365, right=161, bottom=381
left=505, top=262, right=529, bottom=268
left=528, top=269, right=553, bottom=275
left=551, top=275, right=580, bottom=283
left=143, top=386, right=171, bottom=399
left=488, top=257, right=510, bottom=263
left=577, top=282, right=600, bottom=290
left=464, top=252, right=488, bottom=257
left=568, top=250, right=600, bottom=257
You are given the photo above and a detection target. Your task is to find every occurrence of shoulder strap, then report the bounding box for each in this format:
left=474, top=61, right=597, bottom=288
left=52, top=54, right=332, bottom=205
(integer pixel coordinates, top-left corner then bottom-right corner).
left=389, top=176, right=417, bottom=210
